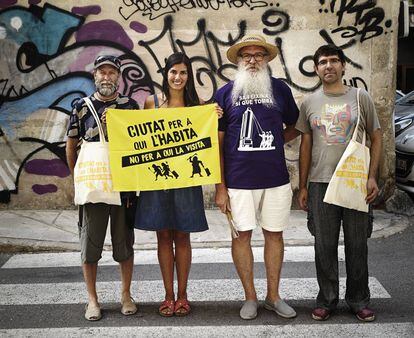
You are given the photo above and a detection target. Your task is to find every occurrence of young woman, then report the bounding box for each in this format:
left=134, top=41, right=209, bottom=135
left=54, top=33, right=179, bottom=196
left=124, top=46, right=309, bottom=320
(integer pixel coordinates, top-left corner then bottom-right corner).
left=135, top=52, right=222, bottom=317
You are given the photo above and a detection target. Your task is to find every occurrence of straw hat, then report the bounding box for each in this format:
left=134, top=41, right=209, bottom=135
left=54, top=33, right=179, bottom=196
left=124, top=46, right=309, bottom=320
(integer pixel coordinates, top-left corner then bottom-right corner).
left=226, top=34, right=278, bottom=64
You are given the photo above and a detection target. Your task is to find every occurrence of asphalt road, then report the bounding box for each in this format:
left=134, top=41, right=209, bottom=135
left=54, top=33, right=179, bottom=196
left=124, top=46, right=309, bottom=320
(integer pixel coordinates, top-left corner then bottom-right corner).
left=0, top=219, right=413, bottom=337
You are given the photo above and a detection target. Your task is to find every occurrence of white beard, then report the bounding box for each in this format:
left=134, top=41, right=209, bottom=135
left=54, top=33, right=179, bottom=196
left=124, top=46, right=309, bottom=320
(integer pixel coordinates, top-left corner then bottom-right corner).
left=232, top=62, right=274, bottom=108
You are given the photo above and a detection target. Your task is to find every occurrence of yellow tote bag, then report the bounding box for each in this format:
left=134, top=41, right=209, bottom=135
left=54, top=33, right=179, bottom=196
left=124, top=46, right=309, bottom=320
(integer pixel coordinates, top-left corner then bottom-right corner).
left=73, top=97, right=121, bottom=206
left=323, top=89, right=370, bottom=213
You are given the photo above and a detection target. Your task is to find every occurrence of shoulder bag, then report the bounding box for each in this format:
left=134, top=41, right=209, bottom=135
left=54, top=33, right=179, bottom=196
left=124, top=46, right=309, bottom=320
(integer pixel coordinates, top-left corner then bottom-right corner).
left=73, top=97, right=121, bottom=205
left=323, top=88, right=370, bottom=213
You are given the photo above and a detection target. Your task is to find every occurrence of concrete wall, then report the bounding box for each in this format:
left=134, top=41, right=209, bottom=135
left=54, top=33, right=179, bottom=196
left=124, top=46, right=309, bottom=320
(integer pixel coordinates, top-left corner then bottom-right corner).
left=0, top=0, right=398, bottom=209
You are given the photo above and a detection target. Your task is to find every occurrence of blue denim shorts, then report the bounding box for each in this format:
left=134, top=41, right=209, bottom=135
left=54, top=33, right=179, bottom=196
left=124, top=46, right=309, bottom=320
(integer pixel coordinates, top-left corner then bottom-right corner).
left=134, top=186, right=208, bottom=233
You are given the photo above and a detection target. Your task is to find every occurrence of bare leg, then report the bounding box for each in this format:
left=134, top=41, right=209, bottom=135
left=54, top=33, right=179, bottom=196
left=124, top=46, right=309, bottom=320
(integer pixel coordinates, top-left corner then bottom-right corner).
left=173, top=230, right=191, bottom=300
left=263, top=229, right=284, bottom=302
left=232, top=230, right=257, bottom=300
left=157, top=230, right=175, bottom=301
left=82, top=263, right=99, bottom=306
left=119, top=255, right=134, bottom=301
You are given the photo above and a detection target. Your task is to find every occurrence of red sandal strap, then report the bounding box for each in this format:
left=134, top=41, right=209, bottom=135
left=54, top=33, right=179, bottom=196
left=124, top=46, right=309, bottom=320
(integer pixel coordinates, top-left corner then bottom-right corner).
left=174, top=299, right=190, bottom=312
left=159, top=300, right=175, bottom=311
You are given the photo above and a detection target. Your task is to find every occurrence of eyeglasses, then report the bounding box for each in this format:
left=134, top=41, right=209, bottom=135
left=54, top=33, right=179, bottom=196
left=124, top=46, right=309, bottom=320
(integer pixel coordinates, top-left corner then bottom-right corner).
left=317, top=58, right=342, bottom=67
left=94, top=55, right=121, bottom=68
left=239, top=52, right=268, bottom=62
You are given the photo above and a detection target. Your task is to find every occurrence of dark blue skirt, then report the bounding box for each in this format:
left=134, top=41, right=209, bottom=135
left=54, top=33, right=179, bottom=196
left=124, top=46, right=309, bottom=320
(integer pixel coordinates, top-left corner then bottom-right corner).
left=134, top=186, right=208, bottom=233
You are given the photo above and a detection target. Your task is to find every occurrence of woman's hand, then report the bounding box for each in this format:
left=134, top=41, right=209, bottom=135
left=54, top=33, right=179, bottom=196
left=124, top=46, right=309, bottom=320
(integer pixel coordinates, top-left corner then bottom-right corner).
left=215, top=104, right=223, bottom=119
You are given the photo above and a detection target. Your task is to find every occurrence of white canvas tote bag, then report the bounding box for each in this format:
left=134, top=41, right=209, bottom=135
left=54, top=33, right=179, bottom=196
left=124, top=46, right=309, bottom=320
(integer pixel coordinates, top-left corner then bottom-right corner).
left=323, top=89, right=370, bottom=213
left=73, top=97, right=121, bottom=205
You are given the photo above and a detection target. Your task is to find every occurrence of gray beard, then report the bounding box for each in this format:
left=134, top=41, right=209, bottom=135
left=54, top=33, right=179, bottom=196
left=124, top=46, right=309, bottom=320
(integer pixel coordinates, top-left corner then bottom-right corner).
left=96, top=81, right=118, bottom=97
left=232, top=63, right=274, bottom=108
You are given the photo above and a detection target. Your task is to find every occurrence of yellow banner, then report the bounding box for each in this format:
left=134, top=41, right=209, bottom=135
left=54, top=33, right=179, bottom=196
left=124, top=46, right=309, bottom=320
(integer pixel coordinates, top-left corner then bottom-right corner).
left=107, top=104, right=221, bottom=191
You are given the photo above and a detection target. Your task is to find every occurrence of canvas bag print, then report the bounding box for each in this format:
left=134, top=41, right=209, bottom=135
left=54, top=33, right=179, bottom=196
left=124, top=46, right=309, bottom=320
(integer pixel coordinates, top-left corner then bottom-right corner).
left=323, top=89, right=370, bottom=213
left=73, top=97, right=121, bottom=206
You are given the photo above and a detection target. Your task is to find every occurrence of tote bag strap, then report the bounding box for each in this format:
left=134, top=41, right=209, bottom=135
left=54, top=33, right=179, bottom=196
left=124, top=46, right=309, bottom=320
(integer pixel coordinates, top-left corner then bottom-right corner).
left=351, top=88, right=366, bottom=145
left=84, top=97, right=106, bottom=143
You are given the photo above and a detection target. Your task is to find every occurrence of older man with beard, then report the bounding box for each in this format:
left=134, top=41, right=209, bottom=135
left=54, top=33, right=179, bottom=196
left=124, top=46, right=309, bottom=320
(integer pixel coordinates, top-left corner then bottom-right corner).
left=66, top=55, right=139, bottom=321
left=215, top=35, right=299, bottom=320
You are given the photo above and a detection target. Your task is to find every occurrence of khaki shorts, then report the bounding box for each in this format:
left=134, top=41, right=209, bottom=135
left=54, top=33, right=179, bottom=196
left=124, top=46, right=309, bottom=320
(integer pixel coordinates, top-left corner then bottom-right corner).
left=228, top=183, right=292, bottom=232
left=78, top=203, right=134, bottom=264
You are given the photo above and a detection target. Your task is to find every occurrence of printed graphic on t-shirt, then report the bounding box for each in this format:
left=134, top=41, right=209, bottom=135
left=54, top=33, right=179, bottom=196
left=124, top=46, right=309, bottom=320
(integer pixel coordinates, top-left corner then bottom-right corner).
left=311, top=103, right=353, bottom=144
left=238, top=106, right=275, bottom=151
left=235, top=92, right=276, bottom=152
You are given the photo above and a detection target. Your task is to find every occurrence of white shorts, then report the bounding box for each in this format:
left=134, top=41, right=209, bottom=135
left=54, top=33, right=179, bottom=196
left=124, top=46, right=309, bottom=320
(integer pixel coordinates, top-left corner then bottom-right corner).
left=228, top=183, right=292, bottom=232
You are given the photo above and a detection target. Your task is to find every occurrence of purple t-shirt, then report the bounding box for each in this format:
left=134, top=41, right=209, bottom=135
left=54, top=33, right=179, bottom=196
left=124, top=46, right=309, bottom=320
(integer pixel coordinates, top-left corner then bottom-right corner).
left=215, top=78, right=299, bottom=189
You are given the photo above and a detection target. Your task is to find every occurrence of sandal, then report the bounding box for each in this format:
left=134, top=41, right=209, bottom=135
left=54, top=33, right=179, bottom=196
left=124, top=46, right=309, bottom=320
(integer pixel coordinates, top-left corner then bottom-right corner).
left=85, top=303, right=102, bottom=321
left=121, top=296, right=138, bottom=316
left=159, top=300, right=175, bottom=317
left=174, top=299, right=191, bottom=317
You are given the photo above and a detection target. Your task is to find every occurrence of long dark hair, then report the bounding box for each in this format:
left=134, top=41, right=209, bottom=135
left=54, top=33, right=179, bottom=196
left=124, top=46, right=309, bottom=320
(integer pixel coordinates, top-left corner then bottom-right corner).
left=162, top=52, right=200, bottom=107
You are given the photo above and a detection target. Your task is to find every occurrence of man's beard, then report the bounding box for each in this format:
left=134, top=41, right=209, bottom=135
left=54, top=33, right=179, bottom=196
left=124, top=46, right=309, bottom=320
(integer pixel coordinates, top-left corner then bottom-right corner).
left=95, top=80, right=118, bottom=97
left=232, top=62, right=274, bottom=108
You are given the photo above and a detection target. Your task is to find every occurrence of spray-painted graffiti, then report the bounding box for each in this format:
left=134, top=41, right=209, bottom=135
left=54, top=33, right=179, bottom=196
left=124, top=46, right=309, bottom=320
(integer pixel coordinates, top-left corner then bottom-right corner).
left=0, top=0, right=395, bottom=206
left=137, top=9, right=368, bottom=97
left=0, top=2, right=153, bottom=204
left=119, top=0, right=272, bottom=21
left=287, top=0, right=393, bottom=90
left=319, top=0, right=393, bottom=43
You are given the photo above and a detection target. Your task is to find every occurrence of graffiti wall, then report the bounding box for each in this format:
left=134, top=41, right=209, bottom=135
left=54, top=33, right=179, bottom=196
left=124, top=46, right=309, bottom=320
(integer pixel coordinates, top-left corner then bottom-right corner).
left=0, top=0, right=399, bottom=208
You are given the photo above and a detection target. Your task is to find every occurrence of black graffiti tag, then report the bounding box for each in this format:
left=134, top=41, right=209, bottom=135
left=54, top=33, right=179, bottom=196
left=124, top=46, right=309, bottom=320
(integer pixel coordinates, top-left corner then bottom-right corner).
left=119, top=0, right=268, bottom=21
left=262, top=9, right=289, bottom=36
left=320, top=0, right=393, bottom=43
left=138, top=15, right=246, bottom=100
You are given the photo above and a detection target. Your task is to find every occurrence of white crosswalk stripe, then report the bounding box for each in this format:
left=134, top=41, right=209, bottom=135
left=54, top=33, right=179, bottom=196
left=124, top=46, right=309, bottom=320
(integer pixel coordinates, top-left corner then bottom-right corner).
left=1, top=246, right=345, bottom=268
left=0, top=277, right=390, bottom=306
left=0, top=245, right=399, bottom=337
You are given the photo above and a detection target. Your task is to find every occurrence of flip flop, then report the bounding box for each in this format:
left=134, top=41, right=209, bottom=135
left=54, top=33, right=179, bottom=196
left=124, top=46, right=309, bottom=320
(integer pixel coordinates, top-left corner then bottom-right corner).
left=174, top=299, right=191, bottom=317
left=121, top=296, right=138, bottom=316
left=159, top=300, right=175, bottom=317
left=85, top=303, right=102, bottom=321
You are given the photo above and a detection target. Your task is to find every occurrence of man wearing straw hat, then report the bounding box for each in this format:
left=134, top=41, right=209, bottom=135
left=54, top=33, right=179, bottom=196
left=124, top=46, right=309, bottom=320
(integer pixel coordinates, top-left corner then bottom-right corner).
left=215, top=34, right=299, bottom=320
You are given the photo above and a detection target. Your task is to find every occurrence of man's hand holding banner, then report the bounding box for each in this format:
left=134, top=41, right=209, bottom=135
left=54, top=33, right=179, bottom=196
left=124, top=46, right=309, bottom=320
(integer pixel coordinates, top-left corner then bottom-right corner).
left=107, top=104, right=221, bottom=191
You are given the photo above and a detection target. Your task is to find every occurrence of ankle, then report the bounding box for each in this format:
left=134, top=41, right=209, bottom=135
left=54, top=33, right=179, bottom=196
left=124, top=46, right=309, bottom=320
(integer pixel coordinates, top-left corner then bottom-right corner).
left=265, top=295, right=281, bottom=303
left=165, top=292, right=175, bottom=301
left=245, top=293, right=257, bottom=301
left=88, top=296, right=99, bottom=306
left=177, top=293, right=187, bottom=300
left=121, top=290, right=131, bottom=301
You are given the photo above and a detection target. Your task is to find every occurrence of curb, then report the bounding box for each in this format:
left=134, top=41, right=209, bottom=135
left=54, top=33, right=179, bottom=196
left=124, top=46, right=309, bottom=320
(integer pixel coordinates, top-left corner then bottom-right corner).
left=0, top=213, right=411, bottom=253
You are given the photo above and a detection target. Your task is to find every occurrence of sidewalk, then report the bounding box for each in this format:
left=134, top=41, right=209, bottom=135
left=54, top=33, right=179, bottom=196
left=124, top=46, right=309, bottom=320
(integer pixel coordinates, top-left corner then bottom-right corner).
left=0, top=209, right=411, bottom=252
